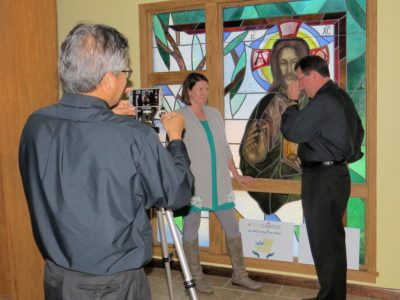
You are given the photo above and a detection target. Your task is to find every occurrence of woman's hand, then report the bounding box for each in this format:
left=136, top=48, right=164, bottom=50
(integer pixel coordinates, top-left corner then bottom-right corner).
left=235, top=175, right=255, bottom=186
left=228, top=159, right=255, bottom=186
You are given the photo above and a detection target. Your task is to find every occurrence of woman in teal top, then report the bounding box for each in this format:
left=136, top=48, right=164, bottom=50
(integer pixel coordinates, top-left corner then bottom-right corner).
left=189, top=120, right=235, bottom=213
left=176, top=73, right=263, bottom=294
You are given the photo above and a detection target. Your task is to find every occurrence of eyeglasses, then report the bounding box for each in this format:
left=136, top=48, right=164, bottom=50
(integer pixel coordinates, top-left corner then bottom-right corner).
left=298, top=74, right=306, bottom=82
left=297, top=72, right=309, bottom=83
left=122, top=69, right=133, bottom=80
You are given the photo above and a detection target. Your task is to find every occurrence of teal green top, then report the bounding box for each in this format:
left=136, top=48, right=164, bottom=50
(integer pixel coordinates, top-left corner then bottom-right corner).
left=189, top=121, right=235, bottom=213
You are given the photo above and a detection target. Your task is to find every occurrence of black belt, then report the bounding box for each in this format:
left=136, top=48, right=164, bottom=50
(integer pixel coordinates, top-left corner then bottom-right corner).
left=301, top=160, right=347, bottom=168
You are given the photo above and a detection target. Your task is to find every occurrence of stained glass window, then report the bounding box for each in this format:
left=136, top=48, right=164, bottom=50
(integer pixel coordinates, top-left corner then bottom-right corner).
left=147, top=0, right=370, bottom=267
left=223, top=0, right=366, bottom=262
left=153, top=10, right=206, bottom=72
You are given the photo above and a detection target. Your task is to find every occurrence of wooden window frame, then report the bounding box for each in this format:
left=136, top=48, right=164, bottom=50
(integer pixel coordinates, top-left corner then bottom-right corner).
left=139, top=0, right=377, bottom=282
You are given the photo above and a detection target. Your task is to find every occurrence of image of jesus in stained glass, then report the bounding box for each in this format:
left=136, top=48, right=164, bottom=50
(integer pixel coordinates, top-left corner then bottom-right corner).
left=239, top=36, right=310, bottom=215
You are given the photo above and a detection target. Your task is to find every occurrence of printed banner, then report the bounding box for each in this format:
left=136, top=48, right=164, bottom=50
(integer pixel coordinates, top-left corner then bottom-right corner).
left=239, top=219, right=294, bottom=262
left=298, top=224, right=360, bottom=270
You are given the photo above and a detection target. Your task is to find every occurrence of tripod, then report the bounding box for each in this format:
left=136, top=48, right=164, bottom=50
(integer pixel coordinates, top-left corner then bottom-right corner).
left=156, top=208, right=198, bottom=300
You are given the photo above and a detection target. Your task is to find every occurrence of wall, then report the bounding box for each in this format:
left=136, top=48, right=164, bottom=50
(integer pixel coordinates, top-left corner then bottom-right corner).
left=56, top=0, right=400, bottom=290
left=375, top=0, right=400, bottom=289
left=57, top=0, right=160, bottom=90
left=0, top=0, right=59, bottom=299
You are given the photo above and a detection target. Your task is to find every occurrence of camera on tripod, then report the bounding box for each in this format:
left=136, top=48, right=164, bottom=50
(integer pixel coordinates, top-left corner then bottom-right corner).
left=129, top=88, right=163, bottom=132
left=129, top=88, right=197, bottom=300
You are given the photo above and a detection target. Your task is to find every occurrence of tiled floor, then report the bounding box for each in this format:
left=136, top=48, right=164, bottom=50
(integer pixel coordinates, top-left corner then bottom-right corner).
left=0, top=269, right=381, bottom=300
left=145, top=266, right=380, bottom=300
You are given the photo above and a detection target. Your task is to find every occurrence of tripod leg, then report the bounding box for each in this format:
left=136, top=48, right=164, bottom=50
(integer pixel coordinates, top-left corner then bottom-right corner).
left=156, top=209, right=174, bottom=300
left=163, top=208, right=198, bottom=300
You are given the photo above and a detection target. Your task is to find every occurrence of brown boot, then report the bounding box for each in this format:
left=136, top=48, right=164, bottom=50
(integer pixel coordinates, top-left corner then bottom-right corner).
left=183, top=238, right=214, bottom=294
left=226, top=235, right=263, bottom=291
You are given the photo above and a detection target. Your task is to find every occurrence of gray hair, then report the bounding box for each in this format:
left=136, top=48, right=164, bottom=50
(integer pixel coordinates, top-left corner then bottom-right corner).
left=58, top=23, right=129, bottom=93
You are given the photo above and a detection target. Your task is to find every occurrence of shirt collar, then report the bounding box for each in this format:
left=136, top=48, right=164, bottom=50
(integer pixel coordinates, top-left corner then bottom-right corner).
left=314, top=80, right=336, bottom=98
left=59, top=93, right=110, bottom=109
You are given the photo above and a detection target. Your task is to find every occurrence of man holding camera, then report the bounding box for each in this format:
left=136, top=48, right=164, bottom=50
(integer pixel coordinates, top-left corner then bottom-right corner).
left=19, top=23, right=194, bottom=300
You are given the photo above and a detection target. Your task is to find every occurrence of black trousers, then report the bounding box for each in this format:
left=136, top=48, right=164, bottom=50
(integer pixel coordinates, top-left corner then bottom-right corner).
left=44, top=260, right=151, bottom=300
left=301, top=164, right=350, bottom=300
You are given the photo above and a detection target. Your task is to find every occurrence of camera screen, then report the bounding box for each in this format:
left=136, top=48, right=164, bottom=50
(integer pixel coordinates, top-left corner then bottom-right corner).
left=129, top=88, right=161, bottom=107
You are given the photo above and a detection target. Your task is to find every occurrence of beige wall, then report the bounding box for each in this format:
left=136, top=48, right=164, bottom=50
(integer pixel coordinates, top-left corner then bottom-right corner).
left=57, top=0, right=163, bottom=89
left=56, top=0, right=400, bottom=290
left=376, top=0, right=400, bottom=289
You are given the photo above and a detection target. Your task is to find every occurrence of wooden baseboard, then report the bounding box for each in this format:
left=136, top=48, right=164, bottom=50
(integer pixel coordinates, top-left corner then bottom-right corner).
left=149, top=259, right=399, bottom=299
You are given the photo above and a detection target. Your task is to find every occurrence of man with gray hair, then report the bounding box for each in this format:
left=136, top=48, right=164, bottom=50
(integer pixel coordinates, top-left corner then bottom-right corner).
left=19, top=23, right=194, bottom=300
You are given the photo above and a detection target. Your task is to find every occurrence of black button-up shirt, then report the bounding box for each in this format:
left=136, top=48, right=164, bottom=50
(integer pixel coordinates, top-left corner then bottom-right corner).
left=19, top=93, right=194, bottom=275
left=281, top=80, right=364, bottom=163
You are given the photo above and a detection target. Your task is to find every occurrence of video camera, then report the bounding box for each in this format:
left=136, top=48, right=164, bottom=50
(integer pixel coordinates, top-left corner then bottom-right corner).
left=129, top=88, right=163, bottom=132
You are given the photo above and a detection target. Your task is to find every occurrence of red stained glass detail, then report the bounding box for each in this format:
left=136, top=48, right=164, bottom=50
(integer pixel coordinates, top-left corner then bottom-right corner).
left=311, top=46, right=330, bottom=63
left=278, top=20, right=301, bottom=38
left=251, top=49, right=271, bottom=71
left=334, top=47, right=339, bottom=82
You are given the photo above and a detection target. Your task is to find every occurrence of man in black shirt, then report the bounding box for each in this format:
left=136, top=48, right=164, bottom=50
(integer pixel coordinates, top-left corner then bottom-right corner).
left=281, top=56, right=364, bottom=300
left=19, top=23, right=194, bottom=300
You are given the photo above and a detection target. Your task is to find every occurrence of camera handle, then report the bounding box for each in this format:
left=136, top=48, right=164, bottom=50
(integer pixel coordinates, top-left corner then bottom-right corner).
left=156, top=208, right=198, bottom=300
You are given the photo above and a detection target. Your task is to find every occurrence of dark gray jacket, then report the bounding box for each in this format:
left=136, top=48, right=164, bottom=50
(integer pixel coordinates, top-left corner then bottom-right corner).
left=19, top=93, right=194, bottom=275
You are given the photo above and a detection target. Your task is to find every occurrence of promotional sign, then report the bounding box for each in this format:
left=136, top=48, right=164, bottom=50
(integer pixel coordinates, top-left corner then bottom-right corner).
left=239, top=219, right=294, bottom=262
left=298, top=224, right=360, bottom=270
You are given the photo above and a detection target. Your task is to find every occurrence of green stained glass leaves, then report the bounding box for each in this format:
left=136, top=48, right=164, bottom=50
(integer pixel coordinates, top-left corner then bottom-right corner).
left=223, top=0, right=366, bottom=22
left=152, top=10, right=206, bottom=72
left=153, top=15, right=170, bottom=69
left=224, top=32, right=247, bottom=55
left=346, top=0, right=366, bottom=29
left=192, top=34, right=205, bottom=70
left=224, top=32, right=247, bottom=104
